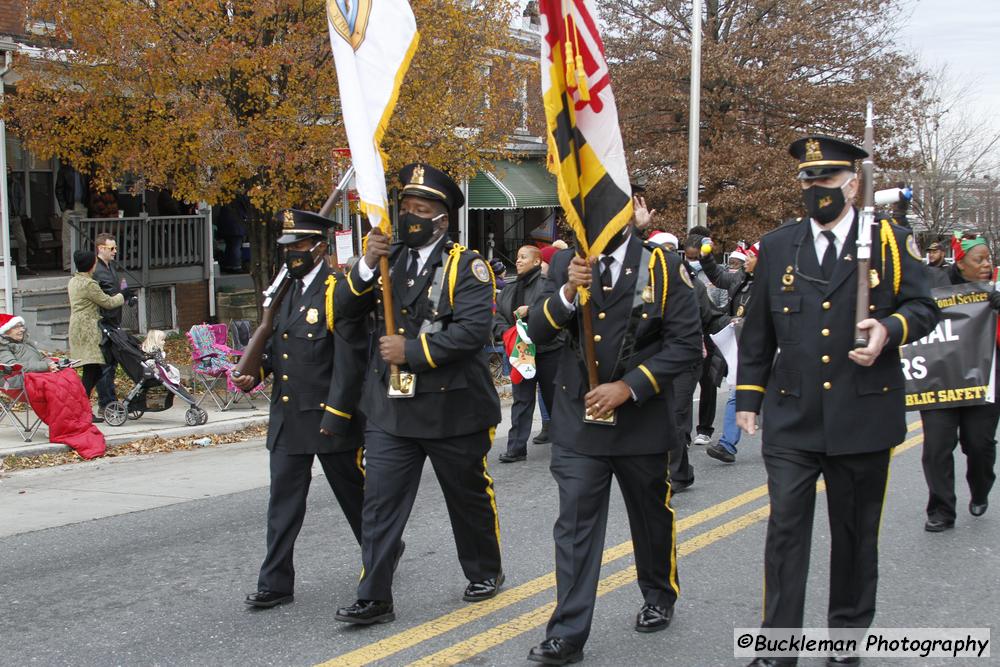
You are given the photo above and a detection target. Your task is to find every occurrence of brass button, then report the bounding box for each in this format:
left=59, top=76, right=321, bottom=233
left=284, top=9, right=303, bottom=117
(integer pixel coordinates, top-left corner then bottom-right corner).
left=562, top=385, right=566, bottom=390
left=282, top=395, right=290, bottom=403
left=401, top=308, right=408, bottom=314
left=821, top=355, right=830, bottom=364
left=595, top=360, right=599, bottom=367
left=782, top=306, right=790, bottom=313
left=822, top=301, right=831, bottom=310
left=869, top=304, right=876, bottom=312
left=823, top=382, right=832, bottom=390
left=440, top=386, right=446, bottom=391
left=397, top=328, right=405, bottom=334
left=883, top=386, right=889, bottom=393
left=281, top=374, right=288, bottom=381
left=282, top=353, right=288, bottom=360
left=642, top=313, right=649, bottom=319
left=307, top=332, right=313, bottom=338
left=594, top=335, right=602, bottom=342
left=821, top=328, right=830, bottom=337
left=780, top=389, right=787, bottom=395
left=282, top=333, right=288, bottom=340
left=598, top=312, right=606, bottom=320
left=320, top=402, right=325, bottom=408
left=432, top=310, right=439, bottom=317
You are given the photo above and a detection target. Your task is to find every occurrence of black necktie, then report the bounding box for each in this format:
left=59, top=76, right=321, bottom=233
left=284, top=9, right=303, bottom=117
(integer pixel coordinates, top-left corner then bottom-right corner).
left=600, top=256, right=615, bottom=292
left=820, top=230, right=838, bottom=280
left=406, top=249, right=420, bottom=286
left=288, top=280, right=303, bottom=314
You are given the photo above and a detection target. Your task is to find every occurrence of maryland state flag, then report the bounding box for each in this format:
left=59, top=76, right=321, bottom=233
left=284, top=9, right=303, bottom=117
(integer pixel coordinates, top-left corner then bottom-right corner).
left=539, top=0, right=633, bottom=257
left=327, top=0, right=419, bottom=233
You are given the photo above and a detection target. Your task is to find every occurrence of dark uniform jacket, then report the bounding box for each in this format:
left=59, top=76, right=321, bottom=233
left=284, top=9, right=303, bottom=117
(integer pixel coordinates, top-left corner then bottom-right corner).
left=336, top=235, right=501, bottom=439
left=528, top=235, right=703, bottom=456
left=735, top=212, right=939, bottom=455
left=263, top=262, right=366, bottom=454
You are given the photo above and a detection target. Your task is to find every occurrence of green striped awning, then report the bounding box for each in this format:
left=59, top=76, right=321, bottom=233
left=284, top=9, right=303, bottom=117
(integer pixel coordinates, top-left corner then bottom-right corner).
left=467, top=159, right=559, bottom=210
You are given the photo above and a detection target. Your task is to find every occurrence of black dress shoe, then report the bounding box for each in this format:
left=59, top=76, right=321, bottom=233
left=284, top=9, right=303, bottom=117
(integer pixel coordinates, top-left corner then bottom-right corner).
left=335, top=599, right=395, bottom=625
left=244, top=590, right=293, bottom=608
left=532, top=425, right=550, bottom=444
left=924, top=517, right=955, bottom=532
left=706, top=443, right=736, bottom=463
left=970, top=500, right=988, bottom=517
left=672, top=478, right=694, bottom=492
left=634, top=602, right=673, bottom=632
left=499, top=452, right=526, bottom=463
left=827, top=656, right=860, bottom=665
left=746, top=659, right=795, bottom=667
left=527, top=637, right=583, bottom=665
left=463, top=570, right=505, bottom=602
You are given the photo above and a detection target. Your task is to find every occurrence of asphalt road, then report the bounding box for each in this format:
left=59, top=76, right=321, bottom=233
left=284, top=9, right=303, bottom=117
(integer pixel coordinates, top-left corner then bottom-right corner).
left=1, top=395, right=996, bottom=667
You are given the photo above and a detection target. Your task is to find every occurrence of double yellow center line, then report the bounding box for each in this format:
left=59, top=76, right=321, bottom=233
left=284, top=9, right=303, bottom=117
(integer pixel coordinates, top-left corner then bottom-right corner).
left=319, top=422, right=924, bottom=667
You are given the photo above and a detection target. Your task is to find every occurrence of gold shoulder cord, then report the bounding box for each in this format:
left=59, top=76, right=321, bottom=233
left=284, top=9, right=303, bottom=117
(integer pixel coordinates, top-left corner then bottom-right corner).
left=648, top=247, right=669, bottom=314
left=879, top=220, right=901, bottom=295
left=325, top=274, right=336, bottom=332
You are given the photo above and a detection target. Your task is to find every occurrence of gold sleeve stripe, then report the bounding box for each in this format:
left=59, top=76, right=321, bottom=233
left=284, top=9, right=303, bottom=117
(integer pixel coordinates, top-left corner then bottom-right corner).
left=420, top=332, right=437, bottom=369
left=637, top=364, right=660, bottom=394
left=736, top=385, right=766, bottom=393
left=543, top=298, right=562, bottom=329
left=346, top=271, right=373, bottom=297
left=325, top=405, right=352, bottom=419
left=891, top=313, right=909, bottom=345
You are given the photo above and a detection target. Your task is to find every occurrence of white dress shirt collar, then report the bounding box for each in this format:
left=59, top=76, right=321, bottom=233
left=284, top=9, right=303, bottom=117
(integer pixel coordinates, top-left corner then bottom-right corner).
left=811, top=207, right=855, bottom=259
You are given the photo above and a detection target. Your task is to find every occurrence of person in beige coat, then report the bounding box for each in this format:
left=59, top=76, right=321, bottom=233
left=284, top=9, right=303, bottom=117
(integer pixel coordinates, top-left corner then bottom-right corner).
left=69, top=250, right=124, bottom=420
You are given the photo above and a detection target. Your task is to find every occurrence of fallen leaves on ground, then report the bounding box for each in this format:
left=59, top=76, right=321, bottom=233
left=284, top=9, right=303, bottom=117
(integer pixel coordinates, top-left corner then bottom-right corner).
left=0, top=422, right=268, bottom=474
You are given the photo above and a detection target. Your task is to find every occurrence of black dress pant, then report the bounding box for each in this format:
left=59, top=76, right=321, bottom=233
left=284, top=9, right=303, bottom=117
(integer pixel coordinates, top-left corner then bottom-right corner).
left=920, top=404, right=999, bottom=521
left=546, top=444, right=678, bottom=648
left=505, top=351, right=558, bottom=456
left=761, top=446, right=891, bottom=631
left=697, top=356, right=717, bottom=437
left=669, top=362, right=699, bottom=484
left=257, top=442, right=365, bottom=595
left=357, top=423, right=502, bottom=602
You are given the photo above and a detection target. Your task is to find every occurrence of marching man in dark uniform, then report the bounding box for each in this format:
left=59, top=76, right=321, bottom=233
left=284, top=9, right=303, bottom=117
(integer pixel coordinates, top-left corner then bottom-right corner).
left=333, top=163, right=504, bottom=625
left=233, top=209, right=367, bottom=609
left=737, top=136, right=938, bottom=667
left=524, top=227, right=703, bottom=665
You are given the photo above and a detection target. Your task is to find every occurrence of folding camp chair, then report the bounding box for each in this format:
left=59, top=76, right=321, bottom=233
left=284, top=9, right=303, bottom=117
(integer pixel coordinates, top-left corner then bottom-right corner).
left=0, top=364, right=44, bottom=442
left=186, top=323, right=266, bottom=411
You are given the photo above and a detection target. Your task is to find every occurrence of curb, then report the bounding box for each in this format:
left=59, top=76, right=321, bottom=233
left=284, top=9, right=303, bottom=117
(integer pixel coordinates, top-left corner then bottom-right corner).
left=1, top=415, right=271, bottom=460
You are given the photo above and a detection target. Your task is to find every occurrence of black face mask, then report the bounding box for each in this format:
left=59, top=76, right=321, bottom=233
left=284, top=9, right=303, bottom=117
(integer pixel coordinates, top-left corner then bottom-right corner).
left=802, top=180, right=850, bottom=225
left=399, top=212, right=444, bottom=249
left=284, top=242, right=321, bottom=279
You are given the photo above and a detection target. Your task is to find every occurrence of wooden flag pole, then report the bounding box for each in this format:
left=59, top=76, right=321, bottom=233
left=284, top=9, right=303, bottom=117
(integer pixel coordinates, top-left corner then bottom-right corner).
left=379, top=253, right=402, bottom=390
left=576, top=251, right=600, bottom=390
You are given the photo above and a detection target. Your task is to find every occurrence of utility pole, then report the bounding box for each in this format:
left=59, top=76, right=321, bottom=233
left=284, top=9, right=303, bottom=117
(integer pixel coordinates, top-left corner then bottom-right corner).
left=686, top=0, right=702, bottom=231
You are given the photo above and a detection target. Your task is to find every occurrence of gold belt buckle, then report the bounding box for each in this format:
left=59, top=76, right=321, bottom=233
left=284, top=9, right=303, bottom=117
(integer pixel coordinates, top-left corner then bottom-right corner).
left=387, top=371, right=417, bottom=398
left=583, top=408, right=617, bottom=426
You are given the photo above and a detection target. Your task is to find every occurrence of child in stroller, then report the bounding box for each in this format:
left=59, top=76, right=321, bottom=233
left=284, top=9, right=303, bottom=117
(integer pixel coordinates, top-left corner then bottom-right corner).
left=100, top=326, right=208, bottom=426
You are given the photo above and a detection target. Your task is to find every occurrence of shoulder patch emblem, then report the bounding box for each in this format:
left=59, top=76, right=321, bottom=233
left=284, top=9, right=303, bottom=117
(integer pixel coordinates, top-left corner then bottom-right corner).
left=679, top=267, right=694, bottom=289
left=471, top=258, right=491, bottom=283
left=905, top=234, right=922, bottom=260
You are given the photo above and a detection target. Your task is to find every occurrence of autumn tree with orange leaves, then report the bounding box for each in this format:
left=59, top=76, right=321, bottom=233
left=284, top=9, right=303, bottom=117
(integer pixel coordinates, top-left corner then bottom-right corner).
left=604, top=0, right=925, bottom=249
left=3, top=0, right=525, bottom=291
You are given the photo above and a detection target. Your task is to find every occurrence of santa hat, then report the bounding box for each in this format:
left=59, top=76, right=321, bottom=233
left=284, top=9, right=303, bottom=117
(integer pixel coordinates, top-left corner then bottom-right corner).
left=540, top=245, right=559, bottom=265
left=0, top=313, right=25, bottom=336
left=746, top=242, right=761, bottom=258
left=648, top=232, right=679, bottom=248
left=729, top=244, right=748, bottom=262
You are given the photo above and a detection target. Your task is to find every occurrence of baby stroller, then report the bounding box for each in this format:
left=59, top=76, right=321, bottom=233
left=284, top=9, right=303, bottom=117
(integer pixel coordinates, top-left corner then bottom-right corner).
left=100, top=325, right=208, bottom=427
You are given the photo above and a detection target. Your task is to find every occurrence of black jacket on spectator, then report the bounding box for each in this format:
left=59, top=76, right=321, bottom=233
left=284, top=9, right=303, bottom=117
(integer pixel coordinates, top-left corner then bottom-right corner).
left=495, top=266, right=565, bottom=354
left=94, top=258, right=130, bottom=327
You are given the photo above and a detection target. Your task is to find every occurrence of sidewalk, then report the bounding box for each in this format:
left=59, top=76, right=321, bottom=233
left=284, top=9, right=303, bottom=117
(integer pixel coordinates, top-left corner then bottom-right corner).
left=0, top=394, right=271, bottom=459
